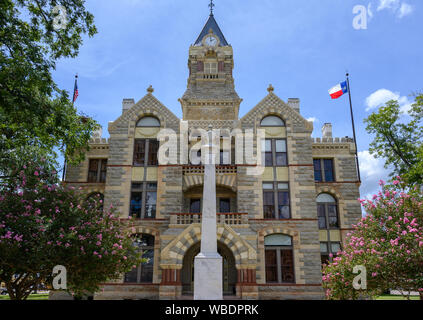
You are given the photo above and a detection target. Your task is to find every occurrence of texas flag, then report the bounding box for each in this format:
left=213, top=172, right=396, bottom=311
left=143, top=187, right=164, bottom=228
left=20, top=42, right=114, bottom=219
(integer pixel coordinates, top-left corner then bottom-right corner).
left=328, top=81, right=348, bottom=99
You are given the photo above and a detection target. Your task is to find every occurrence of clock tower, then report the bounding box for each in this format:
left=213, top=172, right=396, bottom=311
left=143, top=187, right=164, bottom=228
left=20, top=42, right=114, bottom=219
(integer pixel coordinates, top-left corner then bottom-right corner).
left=179, top=10, right=242, bottom=121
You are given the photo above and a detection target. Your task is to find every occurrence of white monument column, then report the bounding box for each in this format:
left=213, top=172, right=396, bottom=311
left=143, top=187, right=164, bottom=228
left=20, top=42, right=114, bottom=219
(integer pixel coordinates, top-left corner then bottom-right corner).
left=193, top=126, right=223, bottom=300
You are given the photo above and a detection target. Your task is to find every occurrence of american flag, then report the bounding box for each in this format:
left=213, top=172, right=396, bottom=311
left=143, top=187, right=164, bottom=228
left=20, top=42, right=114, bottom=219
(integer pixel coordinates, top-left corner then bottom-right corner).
left=73, top=75, right=79, bottom=103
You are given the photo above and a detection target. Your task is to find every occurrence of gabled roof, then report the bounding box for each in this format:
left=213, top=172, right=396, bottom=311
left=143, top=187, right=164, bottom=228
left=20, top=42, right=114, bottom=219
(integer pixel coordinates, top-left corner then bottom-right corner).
left=194, top=14, right=229, bottom=46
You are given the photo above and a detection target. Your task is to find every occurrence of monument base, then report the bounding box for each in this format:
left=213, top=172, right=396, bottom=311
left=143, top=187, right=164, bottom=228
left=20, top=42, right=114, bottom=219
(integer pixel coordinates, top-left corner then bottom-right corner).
left=193, top=252, right=223, bottom=300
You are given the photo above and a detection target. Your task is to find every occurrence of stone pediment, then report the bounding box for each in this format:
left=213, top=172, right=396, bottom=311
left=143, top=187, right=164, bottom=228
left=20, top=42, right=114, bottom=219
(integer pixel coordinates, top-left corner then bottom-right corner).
left=241, top=92, right=313, bottom=132
left=108, top=92, right=180, bottom=133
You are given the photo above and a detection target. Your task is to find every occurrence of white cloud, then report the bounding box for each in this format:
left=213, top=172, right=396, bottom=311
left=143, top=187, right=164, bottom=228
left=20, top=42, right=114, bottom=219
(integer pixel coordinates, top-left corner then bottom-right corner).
left=377, top=0, right=400, bottom=11
left=398, top=3, right=414, bottom=18
left=358, top=150, right=391, bottom=199
left=376, top=0, right=413, bottom=18
left=307, top=117, right=318, bottom=123
left=365, top=89, right=412, bottom=113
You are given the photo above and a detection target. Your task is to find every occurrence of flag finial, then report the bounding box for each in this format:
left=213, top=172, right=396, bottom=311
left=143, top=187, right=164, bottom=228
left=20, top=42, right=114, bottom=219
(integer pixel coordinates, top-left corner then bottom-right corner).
left=209, top=0, right=215, bottom=15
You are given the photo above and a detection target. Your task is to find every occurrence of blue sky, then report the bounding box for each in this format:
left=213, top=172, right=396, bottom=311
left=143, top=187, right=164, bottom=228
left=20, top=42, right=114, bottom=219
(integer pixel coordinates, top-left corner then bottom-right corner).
left=54, top=0, right=422, bottom=199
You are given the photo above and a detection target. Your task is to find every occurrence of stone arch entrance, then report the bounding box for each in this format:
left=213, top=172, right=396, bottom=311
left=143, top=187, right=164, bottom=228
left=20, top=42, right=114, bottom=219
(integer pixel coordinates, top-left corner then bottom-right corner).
left=181, top=241, right=237, bottom=296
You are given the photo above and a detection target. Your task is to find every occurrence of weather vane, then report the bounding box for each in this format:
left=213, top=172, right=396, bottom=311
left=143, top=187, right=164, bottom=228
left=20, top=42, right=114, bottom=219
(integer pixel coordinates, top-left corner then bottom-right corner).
left=209, top=0, right=215, bottom=15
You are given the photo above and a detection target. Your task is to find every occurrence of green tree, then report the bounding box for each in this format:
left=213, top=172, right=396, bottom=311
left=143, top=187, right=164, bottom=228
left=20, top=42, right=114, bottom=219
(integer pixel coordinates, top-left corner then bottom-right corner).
left=364, top=93, right=423, bottom=185
left=0, top=0, right=99, bottom=177
left=0, top=160, right=141, bottom=300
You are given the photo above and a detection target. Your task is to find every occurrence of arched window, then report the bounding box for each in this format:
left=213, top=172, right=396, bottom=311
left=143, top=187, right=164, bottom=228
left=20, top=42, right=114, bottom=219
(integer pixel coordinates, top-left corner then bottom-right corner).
left=264, top=234, right=295, bottom=283
left=136, top=116, right=160, bottom=127
left=316, top=193, right=338, bottom=229
left=124, top=234, right=155, bottom=283
left=260, top=115, right=285, bottom=127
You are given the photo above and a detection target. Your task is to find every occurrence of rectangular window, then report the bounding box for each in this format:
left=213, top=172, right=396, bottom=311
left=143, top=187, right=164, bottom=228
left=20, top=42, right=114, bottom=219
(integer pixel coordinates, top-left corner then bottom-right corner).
left=219, top=198, right=231, bottom=213
left=313, top=159, right=322, bottom=182
left=263, top=191, right=275, bottom=219
left=129, top=182, right=157, bottom=219
left=265, top=247, right=295, bottom=283
left=140, top=248, right=154, bottom=282
left=317, top=204, right=327, bottom=229
left=87, top=159, right=107, bottom=183
left=280, top=249, right=295, bottom=283
left=133, top=139, right=146, bottom=166
left=320, top=241, right=341, bottom=266
left=275, top=140, right=287, bottom=166
left=264, top=139, right=273, bottom=167
left=265, top=249, right=278, bottom=283
left=314, top=159, right=335, bottom=182
left=100, top=159, right=107, bottom=183
left=130, top=192, right=142, bottom=218
left=324, top=159, right=334, bottom=182
left=205, top=62, right=217, bottom=74
left=263, top=182, right=291, bottom=219
left=87, top=159, right=99, bottom=183
left=320, top=242, right=329, bottom=266
left=148, top=140, right=159, bottom=166
left=327, top=204, right=339, bottom=228
left=133, top=139, right=159, bottom=167
left=263, top=139, right=287, bottom=167
left=124, top=234, right=155, bottom=283
left=190, top=199, right=201, bottom=213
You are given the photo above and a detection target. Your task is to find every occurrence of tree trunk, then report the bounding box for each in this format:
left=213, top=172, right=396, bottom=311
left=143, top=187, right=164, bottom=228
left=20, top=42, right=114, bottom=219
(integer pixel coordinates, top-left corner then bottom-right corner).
left=420, top=292, right=423, bottom=301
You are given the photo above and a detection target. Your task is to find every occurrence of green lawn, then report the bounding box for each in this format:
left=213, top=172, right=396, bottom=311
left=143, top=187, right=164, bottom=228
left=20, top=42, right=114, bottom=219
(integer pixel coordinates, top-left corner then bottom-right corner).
left=376, top=294, right=420, bottom=300
left=0, top=293, right=49, bottom=300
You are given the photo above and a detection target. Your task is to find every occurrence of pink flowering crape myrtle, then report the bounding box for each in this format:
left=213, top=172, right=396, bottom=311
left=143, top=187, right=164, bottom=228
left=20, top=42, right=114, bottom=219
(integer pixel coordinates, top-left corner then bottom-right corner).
left=322, top=177, right=423, bottom=300
left=0, top=161, right=142, bottom=300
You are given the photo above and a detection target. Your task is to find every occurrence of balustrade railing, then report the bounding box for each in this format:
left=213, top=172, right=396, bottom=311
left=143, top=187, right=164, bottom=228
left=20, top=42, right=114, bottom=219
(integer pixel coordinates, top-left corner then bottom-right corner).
left=182, top=165, right=237, bottom=175
left=170, top=212, right=248, bottom=225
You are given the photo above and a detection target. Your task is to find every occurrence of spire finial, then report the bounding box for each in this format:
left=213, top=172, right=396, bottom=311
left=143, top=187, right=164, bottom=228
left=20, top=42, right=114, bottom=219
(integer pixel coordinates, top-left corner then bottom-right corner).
left=267, top=84, right=274, bottom=93
left=209, top=0, right=215, bottom=15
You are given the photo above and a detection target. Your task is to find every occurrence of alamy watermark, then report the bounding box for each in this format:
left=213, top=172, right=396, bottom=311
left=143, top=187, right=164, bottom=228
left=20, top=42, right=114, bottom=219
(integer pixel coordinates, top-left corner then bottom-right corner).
left=353, top=265, right=367, bottom=290
left=156, top=124, right=267, bottom=176
left=52, top=265, right=67, bottom=290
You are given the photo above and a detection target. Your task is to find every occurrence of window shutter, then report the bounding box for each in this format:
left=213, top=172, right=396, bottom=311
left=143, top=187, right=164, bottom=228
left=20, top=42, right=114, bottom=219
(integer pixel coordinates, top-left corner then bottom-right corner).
left=197, top=61, right=204, bottom=72
left=218, top=61, right=224, bottom=72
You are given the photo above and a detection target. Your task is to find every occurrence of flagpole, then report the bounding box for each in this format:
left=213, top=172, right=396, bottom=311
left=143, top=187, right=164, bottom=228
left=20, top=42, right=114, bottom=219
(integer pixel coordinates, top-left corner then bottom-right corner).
left=62, top=73, right=78, bottom=181
left=346, top=73, right=361, bottom=183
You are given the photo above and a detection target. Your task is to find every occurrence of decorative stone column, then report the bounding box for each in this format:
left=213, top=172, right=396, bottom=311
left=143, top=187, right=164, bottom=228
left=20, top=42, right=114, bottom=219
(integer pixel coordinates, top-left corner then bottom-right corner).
left=194, top=126, right=223, bottom=300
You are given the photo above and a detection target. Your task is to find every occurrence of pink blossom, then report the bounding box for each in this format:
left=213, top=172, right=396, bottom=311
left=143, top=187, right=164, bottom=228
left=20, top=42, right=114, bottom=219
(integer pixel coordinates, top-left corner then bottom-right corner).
left=34, top=171, right=39, bottom=176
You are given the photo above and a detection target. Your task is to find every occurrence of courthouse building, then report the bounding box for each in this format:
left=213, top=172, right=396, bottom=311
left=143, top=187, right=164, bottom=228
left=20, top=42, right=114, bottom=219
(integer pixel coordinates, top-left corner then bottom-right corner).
left=64, top=11, right=362, bottom=300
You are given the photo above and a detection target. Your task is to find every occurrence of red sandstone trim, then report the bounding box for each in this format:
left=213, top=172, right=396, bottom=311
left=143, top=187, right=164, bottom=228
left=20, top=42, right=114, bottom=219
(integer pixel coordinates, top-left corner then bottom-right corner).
left=170, top=212, right=248, bottom=216
left=289, top=164, right=314, bottom=167
left=63, top=181, right=105, bottom=184
left=315, top=181, right=360, bottom=184
left=258, top=283, right=322, bottom=287
left=249, top=218, right=317, bottom=221
left=107, top=165, right=133, bottom=168
left=99, top=283, right=158, bottom=286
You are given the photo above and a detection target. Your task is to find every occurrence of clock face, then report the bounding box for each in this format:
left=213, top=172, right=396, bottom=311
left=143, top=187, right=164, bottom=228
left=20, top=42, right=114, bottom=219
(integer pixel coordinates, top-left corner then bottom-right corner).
left=204, top=35, right=218, bottom=47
